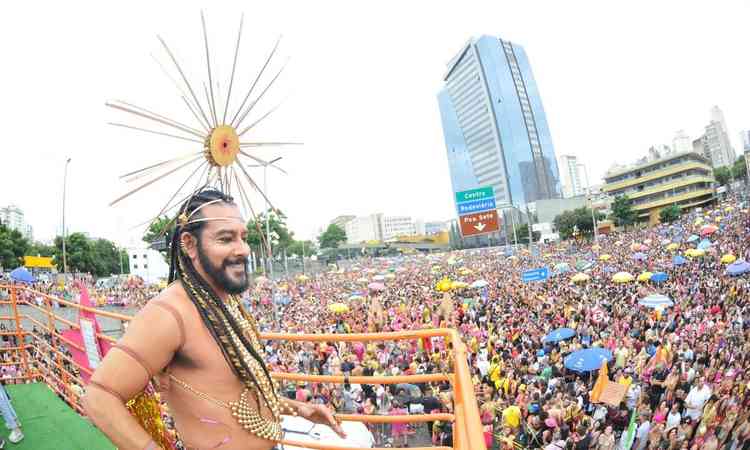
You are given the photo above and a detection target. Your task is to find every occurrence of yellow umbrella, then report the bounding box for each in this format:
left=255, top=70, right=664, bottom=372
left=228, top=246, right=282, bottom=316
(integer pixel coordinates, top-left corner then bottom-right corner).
left=612, top=272, right=634, bottom=283
left=591, top=244, right=601, bottom=251
left=725, top=206, right=735, bottom=212
left=637, top=271, right=653, bottom=282
left=571, top=273, right=590, bottom=283
left=666, top=243, right=679, bottom=251
left=599, top=254, right=611, bottom=261
left=436, top=278, right=453, bottom=292
left=297, top=274, right=310, bottom=282
left=694, top=218, right=704, bottom=225
left=714, top=216, right=722, bottom=222
left=721, top=254, right=737, bottom=264
left=685, top=248, right=705, bottom=258
left=328, top=303, right=349, bottom=314
left=451, top=281, right=469, bottom=290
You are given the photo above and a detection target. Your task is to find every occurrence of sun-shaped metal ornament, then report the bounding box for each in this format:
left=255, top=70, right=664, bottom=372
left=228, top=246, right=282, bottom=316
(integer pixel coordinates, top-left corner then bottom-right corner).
left=107, top=12, right=296, bottom=242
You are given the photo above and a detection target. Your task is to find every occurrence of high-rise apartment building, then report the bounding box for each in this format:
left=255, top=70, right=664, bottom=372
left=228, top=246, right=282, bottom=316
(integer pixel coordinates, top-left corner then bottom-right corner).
left=700, top=106, right=736, bottom=168
left=740, top=130, right=750, bottom=152
left=558, top=155, right=584, bottom=198
left=0, top=205, right=33, bottom=240
left=438, top=36, right=561, bottom=214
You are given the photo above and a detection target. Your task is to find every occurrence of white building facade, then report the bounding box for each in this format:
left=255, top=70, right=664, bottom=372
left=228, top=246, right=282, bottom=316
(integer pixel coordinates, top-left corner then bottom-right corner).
left=558, top=155, right=584, bottom=198
left=345, top=214, right=383, bottom=244
left=0, top=205, right=33, bottom=240
left=672, top=130, right=692, bottom=154
left=381, top=216, right=417, bottom=242
left=702, top=106, right=736, bottom=168
left=127, top=243, right=169, bottom=284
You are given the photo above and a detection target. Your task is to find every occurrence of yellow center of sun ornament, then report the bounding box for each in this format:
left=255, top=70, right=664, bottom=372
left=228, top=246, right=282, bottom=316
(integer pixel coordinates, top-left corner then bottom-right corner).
left=205, top=125, right=240, bottom=167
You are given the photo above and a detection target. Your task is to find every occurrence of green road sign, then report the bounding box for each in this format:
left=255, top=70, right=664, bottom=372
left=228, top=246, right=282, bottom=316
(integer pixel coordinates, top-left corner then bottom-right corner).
left=455, top=186, right=494, bottom=204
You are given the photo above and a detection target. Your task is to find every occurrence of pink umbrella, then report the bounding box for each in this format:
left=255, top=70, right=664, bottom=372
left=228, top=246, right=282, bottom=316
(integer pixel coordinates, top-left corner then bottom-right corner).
left=368, top=282, right=386, bottom=292
left=700, top=225, right=718, bottom=237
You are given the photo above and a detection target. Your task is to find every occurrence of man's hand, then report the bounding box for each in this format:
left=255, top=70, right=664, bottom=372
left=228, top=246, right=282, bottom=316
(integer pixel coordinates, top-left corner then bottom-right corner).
left=297, top=403, right=347, bottom=439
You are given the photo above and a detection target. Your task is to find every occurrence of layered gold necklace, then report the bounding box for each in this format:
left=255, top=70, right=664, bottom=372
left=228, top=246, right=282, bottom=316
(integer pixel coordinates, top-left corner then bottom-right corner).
left=177, top=260, right=282, bottom=441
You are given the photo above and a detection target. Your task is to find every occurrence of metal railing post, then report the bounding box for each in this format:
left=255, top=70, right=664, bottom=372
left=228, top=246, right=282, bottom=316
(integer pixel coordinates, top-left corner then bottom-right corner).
left=9, top=285, right=30, bottom=380
left=43, top=294, right=70, bottom=401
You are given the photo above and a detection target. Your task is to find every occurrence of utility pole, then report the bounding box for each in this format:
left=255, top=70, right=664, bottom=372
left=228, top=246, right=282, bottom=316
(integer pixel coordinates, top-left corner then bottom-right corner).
left=62, top=157, right=71, bottom=274
left=302, top=240, right=306, bottom=274
left=579, top=163, right=599, bottom=243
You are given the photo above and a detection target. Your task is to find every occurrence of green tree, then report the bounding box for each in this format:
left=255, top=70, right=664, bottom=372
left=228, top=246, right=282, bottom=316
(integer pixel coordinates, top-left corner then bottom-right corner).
left=554, top=207, right=605, bottom=240
left=318, top=224, right=347, bottom=249
left=286, top=240, right=316, bottom=257
left=53, top=233, right=126, bottom=277
left=610, top=195, right=637, bottom=228
left=27, top=242, right=56, bottom=257
left=514, top=224, right=541, bottom=244
left=659, top=204, right=681, bottom=223
left=143, top=216, right=174, bottom=246
left=246, top=210, right=294, bottom=268
left=0, top=223, right=29, bottom=270
left=732, top=155, right=747, bottom=180
left=714, top=166, right=732, bottom=186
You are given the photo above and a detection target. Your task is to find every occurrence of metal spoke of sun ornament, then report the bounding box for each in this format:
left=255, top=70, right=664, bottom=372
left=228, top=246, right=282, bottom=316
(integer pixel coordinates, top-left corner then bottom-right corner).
left=107, top=11, right=300, bottom=228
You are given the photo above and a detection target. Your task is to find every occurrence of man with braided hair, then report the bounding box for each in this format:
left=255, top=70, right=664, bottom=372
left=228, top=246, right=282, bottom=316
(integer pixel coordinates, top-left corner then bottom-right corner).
left=83, top=189, right=345, bottom=450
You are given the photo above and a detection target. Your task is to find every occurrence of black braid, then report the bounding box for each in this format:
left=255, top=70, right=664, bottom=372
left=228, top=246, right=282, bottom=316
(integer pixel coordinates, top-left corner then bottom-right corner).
left=166, top=188, right=275, bottom=407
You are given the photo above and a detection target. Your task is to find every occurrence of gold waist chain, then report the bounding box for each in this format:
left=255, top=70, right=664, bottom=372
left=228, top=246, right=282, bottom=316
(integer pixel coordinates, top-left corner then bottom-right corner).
left=169, top=374, right=282, bottom=441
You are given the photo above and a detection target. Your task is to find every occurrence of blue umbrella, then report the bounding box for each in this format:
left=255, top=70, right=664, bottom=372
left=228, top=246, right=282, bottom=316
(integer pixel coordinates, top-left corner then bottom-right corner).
left=672, top=255, right=687, bottom=266
left=639, top=294, right=674, bottom=309
left=687, top=234, right=699, bottom=243
left=553, top=263, right=571, bottom=275
left=543, top=328, right=576, bottom=344
left=632, top=252, right=647, bottom=261
left=603, top=266, right=617, bottom=273
left=9, top=267, right=34, bottom=284
left=726, top=260, right=750, bottom=276
left=650, top=272, right=669, bottom=283
left=697, top=239, right=712, bottom=250
left=564, top=348, right=613, bottom=373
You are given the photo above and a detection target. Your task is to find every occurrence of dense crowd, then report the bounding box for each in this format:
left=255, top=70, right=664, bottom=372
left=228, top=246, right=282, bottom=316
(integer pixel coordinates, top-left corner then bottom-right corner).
left=3, top=193, right=750, bottom=449
left=241, top=194, right=750, bottom=449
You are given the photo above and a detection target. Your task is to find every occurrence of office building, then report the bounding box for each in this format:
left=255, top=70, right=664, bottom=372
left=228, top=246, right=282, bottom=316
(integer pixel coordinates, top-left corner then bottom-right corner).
left=602, top=151, right=715, bottom=225
left=128, top=243, right=169, bottom=284
left=558, top=155, right=584, bottom=198
left=329, top=215, right=355, bottom=230
left=345, top=214, right=383, bottom=244
left=381, top=216, right=417, bottom=242
left=0, top=204, right=33, bottom=240
left=740, top=130, right=750, bottom=151
left=438, top=35, right=561, bottom=215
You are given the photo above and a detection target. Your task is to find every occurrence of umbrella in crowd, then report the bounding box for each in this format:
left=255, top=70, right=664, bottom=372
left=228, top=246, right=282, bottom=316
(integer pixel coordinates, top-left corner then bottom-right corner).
left=632, top=252, right=647, bottom=261
left=576, top=260, right=594, bottom=271
left=639, top=294, right=674, bottom=309
left=666, top=243, right=680, bottom=251
left=697, top=239, right=712, bottom=251
left=599, top=254, right=612, bottom=261
left=672, top=255, right=687, bottom=266
left=687, top=234, right=699, bottom=243
left=328, top=303, right=349, bottom=314
left=721, top=254, right=737, bottom=264
left=368, top=282, right=386, bottom=292
left=685, top=248, right=705, bottom=258
left=543, top=328, right=576, bottom=344
left=9, top=267, right=35, bottom=284
left=700, top=224, right=719, bottom=236
left=554, top=263, right=571, bottom=274
left=650, top=272, right=669, bottom=283
left=604, top=266, right=618, bottom=273
left=571, top=273, right=590, bottom=283
left=726, top=260, right=750, bottom=276
left=564, top=348, right=613, bottom=373
left=470, top=280, right=489, bottom=289
left=637, top=271, right=653, bottom=282
left=612, top=272, right=634, bottom=283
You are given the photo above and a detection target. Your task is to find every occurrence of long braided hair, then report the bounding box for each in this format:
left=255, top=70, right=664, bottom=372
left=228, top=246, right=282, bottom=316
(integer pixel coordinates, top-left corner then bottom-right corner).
left=166, top=188, right=276, bottom=408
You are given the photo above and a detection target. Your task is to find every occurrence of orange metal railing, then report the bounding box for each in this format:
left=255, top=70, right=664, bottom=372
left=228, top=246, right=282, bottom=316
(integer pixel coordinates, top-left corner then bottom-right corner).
left=0, top=284, right=485, bottom=450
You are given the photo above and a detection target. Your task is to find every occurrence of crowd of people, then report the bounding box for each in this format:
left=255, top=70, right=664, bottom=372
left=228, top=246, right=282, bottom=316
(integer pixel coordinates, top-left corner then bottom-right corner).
left=2, top=193, right=749, bottom=449
left=239, top=194, right=750, bottom=449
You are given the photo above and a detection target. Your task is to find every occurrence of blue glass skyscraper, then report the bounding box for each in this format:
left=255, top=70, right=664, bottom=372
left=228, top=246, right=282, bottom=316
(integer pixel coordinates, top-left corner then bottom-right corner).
left=438, top=36, right=561, bottom=213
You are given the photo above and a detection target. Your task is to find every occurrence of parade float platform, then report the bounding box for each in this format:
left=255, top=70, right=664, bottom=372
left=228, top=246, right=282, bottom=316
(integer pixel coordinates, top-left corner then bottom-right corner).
left=5, top=383, right=114, bottom=450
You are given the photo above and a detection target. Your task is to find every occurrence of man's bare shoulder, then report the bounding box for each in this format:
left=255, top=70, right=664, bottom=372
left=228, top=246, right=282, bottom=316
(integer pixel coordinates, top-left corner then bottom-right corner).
left=143, top=281, right=199, bottom=323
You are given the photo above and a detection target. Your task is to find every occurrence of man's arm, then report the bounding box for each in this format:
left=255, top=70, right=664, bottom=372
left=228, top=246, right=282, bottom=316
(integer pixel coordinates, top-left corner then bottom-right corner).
left=82, top=299, right=183, bottom=450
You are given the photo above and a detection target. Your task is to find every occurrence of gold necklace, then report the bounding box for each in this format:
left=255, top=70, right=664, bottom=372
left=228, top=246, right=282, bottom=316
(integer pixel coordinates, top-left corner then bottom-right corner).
left=177, top=262, right=283, bottom=441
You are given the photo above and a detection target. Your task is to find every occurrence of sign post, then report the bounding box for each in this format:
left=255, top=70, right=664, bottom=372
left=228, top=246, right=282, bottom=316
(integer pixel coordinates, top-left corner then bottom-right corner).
left=455, top=186, right=501, bottom=238
left=521, top=267, right=550, bottom=283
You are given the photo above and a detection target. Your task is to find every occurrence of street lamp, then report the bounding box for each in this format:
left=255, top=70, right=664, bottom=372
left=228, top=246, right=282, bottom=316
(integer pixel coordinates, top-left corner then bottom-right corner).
left=578, top=163, right=599, bottom=243
left=62, top=157, right=71, bottom=274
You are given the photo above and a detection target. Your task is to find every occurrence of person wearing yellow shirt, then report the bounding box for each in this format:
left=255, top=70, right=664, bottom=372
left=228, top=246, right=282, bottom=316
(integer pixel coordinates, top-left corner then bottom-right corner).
left=617, top=371, right=633, bottom=390
left=502, top=402, right=522, bottom=429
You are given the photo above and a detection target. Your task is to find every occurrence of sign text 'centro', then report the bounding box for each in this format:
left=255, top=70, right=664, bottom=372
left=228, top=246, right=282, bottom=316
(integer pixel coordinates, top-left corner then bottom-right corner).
left=454, top=186, right=494, bottom=204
